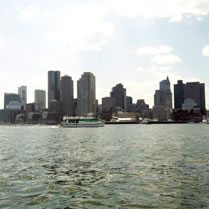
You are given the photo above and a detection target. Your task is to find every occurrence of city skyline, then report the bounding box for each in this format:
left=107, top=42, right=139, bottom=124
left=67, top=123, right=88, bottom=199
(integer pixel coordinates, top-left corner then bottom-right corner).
left=1, top=0, right=209, bottom=109
left=0, top=71, right=208, bottom=110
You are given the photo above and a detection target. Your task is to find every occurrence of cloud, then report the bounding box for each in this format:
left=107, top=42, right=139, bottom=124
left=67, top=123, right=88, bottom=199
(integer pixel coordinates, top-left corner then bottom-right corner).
left=45, top=5, right=114, bottom=51
left=105, top=0, right=209, bottom=22
left=136, top=45, right=172, bottom=56
left=136, top=45, right=181, bottom=65
left=18, top=6, right=41, bottom=19
left=137, top=65, right=178, bottom=79
left=202, top=45, right=209, bottom=57
left=152, top=54, right=181, bottom=65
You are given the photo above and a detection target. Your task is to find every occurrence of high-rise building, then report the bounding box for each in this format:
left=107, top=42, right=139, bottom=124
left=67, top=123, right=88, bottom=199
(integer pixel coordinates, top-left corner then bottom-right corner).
left=174, top=80, right=185, bottom=109
left=18, top=86, right=27, bottom=110
left=102, top=97, right=116, bottom=113
left=110, top=83, right=127, bottom=111
left=4, top=93, right=21, bottom=109
left=48, top=71, right=60, bottom=108
left=60, top=75, right=74, bottom=116
left=126, top=96, right=133, bottom=106
left=136, top=99, right=149, bottom=114
left=160, top=77, right=170, bottom=91
left=154, top=76, right=172, bottom=108
left=184, top=82, right=205, bottom=112
left=77, top=72, right=96, bottom=116
left=35, top=90, right=46, bottom=110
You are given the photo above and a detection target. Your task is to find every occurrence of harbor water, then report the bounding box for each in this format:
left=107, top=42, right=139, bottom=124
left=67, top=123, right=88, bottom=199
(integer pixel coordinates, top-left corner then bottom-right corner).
left=0, top=124, right=209, bottom=208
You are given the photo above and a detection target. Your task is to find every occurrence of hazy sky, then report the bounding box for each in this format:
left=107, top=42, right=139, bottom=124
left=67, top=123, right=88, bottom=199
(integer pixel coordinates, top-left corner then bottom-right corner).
left=1, top=0, right=209, bottom=109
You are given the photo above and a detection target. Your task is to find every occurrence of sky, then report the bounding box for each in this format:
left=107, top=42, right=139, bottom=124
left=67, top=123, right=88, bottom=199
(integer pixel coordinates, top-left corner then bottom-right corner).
left=1, top=0, right=209, bottom=109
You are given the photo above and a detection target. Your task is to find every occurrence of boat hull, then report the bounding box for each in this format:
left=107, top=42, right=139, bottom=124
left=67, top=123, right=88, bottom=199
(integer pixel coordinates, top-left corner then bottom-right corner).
left=62, top=122, right=104, bottom=128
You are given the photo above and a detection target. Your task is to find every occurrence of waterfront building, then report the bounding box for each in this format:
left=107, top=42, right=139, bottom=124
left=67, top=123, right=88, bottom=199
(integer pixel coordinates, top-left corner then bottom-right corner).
left=174, top=80, right=185, bottom=109
left=153, top=105, right=171, bottom=121
left=42, top=111, right=59, bottom=125
left=110, top=83, right=127, bottom=111
left=73, top=99, right=77, bottom=116
left=154, top=76, right=172, bottom=108
left=60, top=75, right=74, bottom=116
left=102, top=97, right=116, bottom=113
left=48, top=71, right=61, bottom=108
left=184, top=82, right=205, bottom=113
left=18, top=86, right=27, bottom=110
left=77, top=72, right=96, bottom=116
left=143, top=109, right=153, bottom=119
left=26, top=102, right=39, bottom=114
left=136, top=99, right=149, bottom=114
left=50, top=100, right=62, bottom=115
left=4, top=93, right=21, bottom=109
left=35, top=90, right=46, bottom=110
left=27, top=112, right=42, bottom=124
left=0, top=109, right=10, bottom=123
left=97, top=104, right=102, bottom=116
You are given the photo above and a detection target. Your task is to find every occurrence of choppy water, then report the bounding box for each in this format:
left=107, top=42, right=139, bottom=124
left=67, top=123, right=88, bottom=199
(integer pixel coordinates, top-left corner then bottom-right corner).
left=0, top=124, right=209, bottom=209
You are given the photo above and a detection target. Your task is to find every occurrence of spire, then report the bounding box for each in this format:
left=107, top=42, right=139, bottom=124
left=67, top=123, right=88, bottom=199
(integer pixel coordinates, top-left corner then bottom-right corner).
left=166, top=76, right=169, bottom=81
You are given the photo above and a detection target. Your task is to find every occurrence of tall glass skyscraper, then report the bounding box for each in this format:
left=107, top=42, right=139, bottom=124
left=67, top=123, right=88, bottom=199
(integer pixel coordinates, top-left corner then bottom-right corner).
left=48, top=71, right=60, bottom=108
left=60, top=75, right=74, bottom=116
left=110, top=83, right=127, bottom=111
left=35, top=89, right=46, bottom=109
left=18, top=86, right=27, bottom=110
left=77, top=72, right=96, bottom=116
left=154, top=76, right=172, bottom=108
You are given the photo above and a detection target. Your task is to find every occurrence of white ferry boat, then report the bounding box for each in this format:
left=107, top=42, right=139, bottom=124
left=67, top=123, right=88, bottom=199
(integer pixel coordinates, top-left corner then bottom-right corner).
left=62, top=116, right=105, bottom=128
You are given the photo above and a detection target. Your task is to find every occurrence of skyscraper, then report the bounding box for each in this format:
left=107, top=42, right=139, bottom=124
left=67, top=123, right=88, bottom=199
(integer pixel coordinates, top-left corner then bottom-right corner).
left=160, top=77, right=170, bottom=91
left=35, top=89, right=46, bottom=109
left=18, top=86, right=27, bottom=110
left=184, top=82, right=205, bottom=112
left=174, top=80, right=185, bottom=109
left=60, top=75, right=74, bottom=116
left=126, top=96, right=133, bottom=107
left=110, top=83, right=127, bottom=111
left=48, top=71, right=60, bottom=108
left=154, top=76, right=172, bottom=108
left=77, top=72, right=96, bottom=116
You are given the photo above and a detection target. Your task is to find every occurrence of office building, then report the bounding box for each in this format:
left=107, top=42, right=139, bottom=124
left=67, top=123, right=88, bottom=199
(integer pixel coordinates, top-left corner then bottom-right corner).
left=35, top=90, right=46, bottom=110
left=136, top=99, right=149, bottom=114
left=60, top=75, right=74, bottom=116
left=126, top=96, right=133, bottom=107
left=102, top=97, right=116, bottom=113
left=77, top=72, right=96, bottom=116
left=110, top=83, right=127, bottom=111
left=26, top=102, right=39, bottom=114
left=4, top=93, right=21, bottom=109
left=48, top=71, right=61, bottom=108
left=153, top=105, right=171, bottom=121
left=18, top=86, right=27, bottom=110
left=50, top=100, right=62, bottom=115
left=174, top=80, right=185, bottom=109
left=184, top=82, right=205, bottom=113
left=154, top=76, right=172, bottom=108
